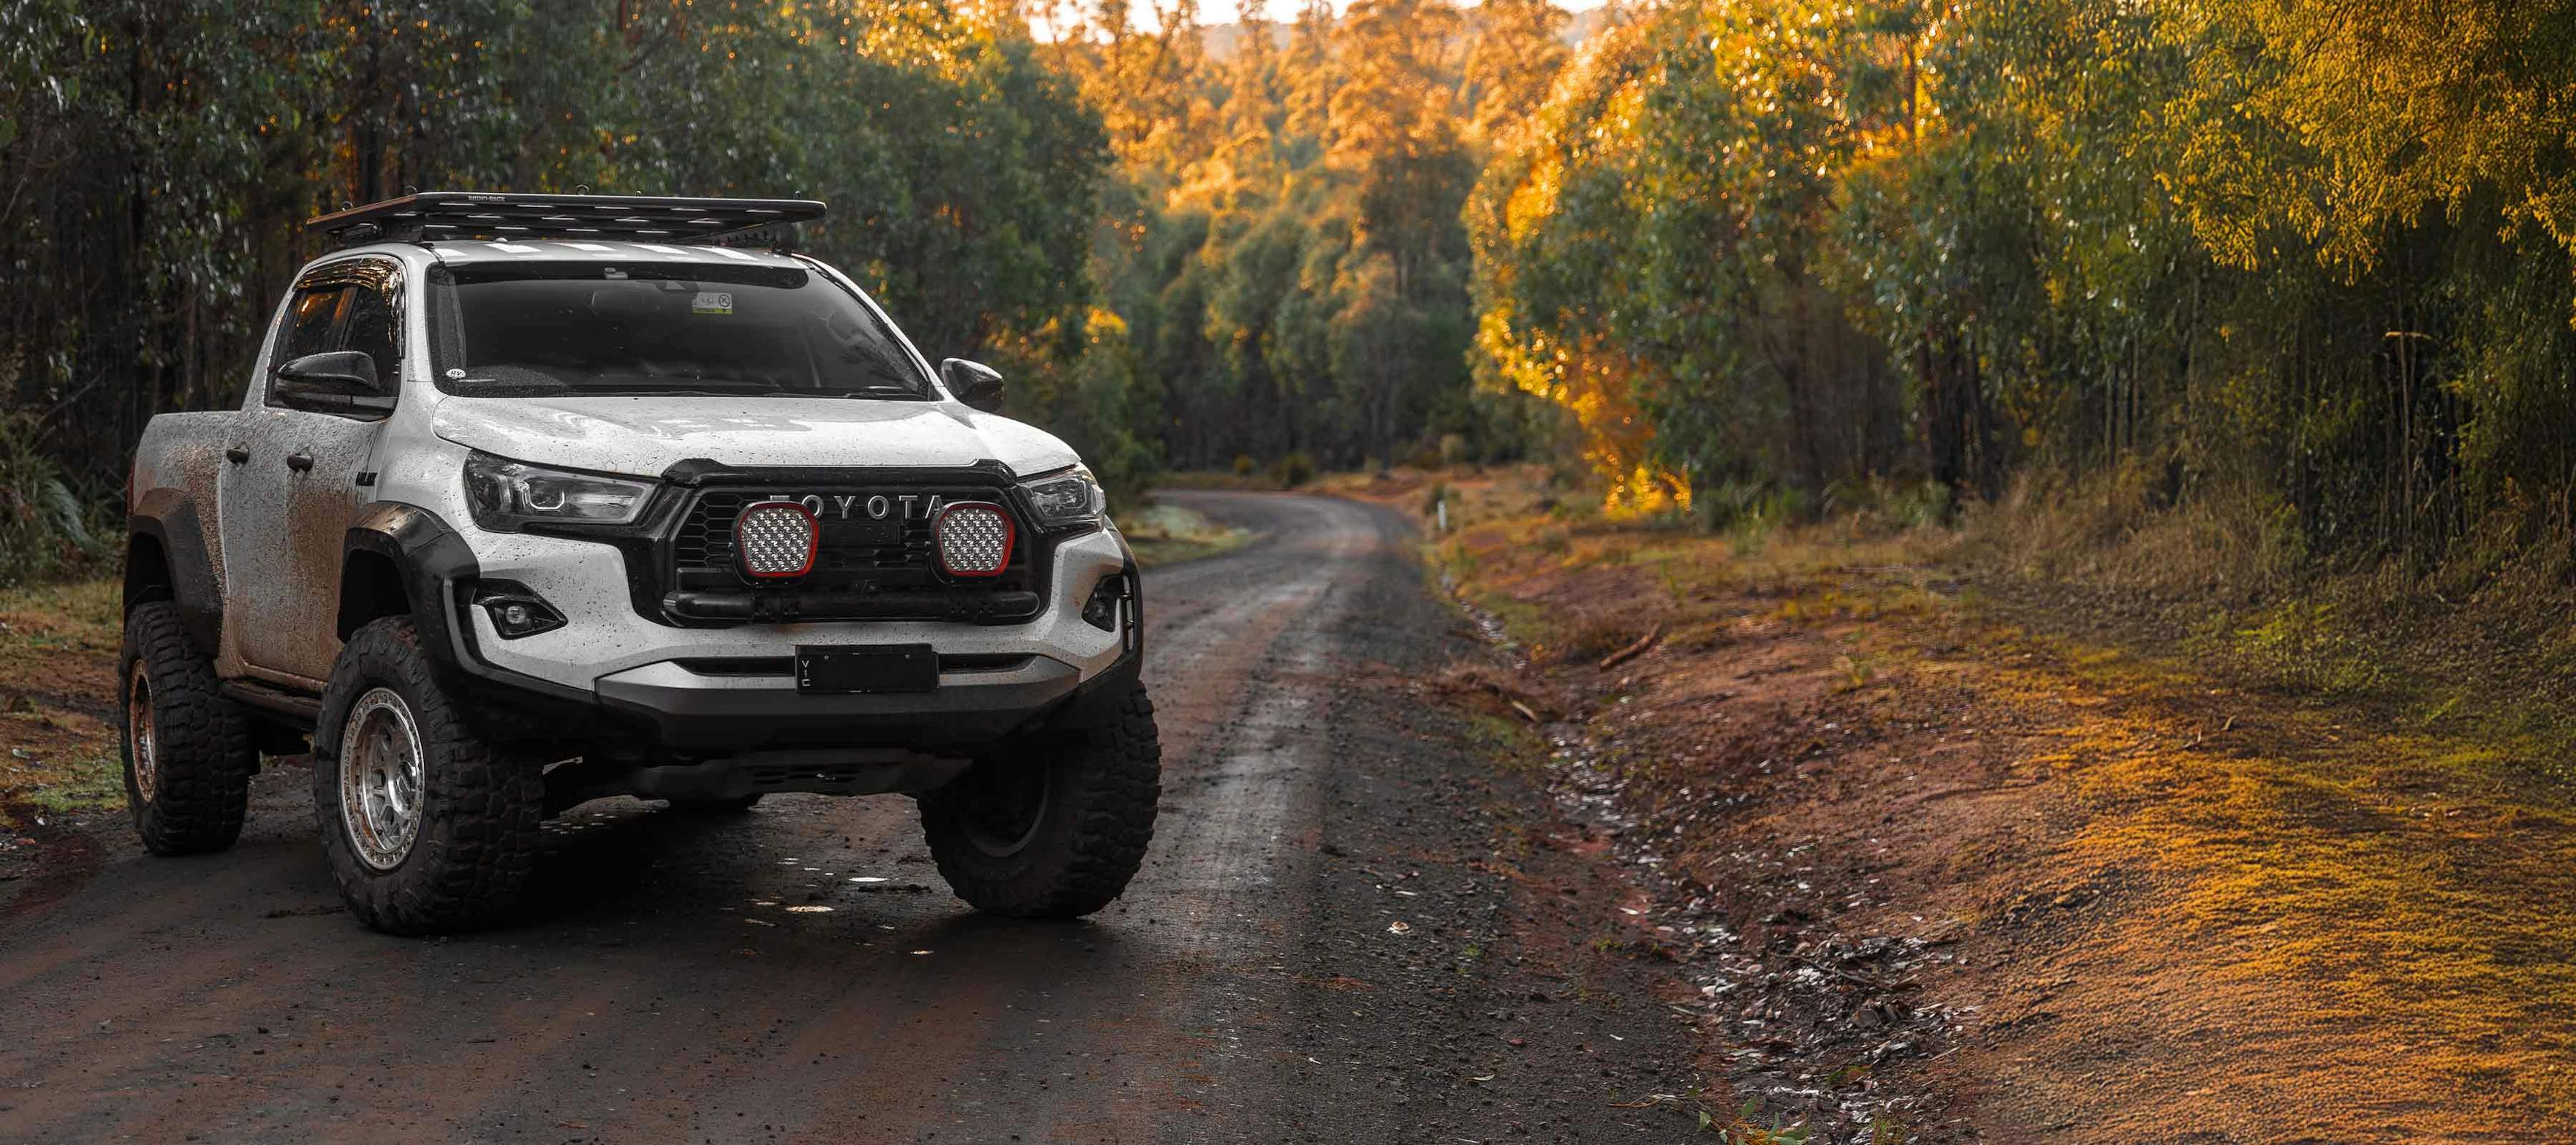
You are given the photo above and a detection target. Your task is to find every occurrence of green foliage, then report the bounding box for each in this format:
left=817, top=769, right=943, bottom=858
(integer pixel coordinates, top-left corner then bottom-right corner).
left=0, top=415, right=113, bottom=588
left=2192, top=600, right=2391, bottom=698
left=37, top=0, right=2576, bottom=588
left=2, top=1, right=1115, bottom=499
left=1067, top=0, right=1554, bottom=475
left=1477, top=0, right=2576, bottom=575
left=1273, top=450, right=1316, bottom=488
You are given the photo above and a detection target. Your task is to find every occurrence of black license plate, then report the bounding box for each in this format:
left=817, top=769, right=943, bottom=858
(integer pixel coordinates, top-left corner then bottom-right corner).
left=795, top=644, right=939, bottom=694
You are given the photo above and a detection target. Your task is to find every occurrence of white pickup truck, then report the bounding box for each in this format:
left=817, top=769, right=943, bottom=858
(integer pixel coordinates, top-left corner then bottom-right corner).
left=118, top=192, right=1158, bottom=934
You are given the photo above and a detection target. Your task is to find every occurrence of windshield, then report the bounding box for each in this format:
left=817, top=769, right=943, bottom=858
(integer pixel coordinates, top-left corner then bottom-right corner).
left=426, top=261, right=932, bottom=398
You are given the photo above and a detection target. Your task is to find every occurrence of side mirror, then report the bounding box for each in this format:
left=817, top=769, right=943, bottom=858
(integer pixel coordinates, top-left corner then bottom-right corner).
left=273, top=351, right=393, bottom=415
left=940, top=358, right=1006, bottom=414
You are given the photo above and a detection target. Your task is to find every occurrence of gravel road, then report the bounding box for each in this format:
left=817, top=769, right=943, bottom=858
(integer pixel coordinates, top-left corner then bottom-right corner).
left=0, top=491, right=1705, bottom=1144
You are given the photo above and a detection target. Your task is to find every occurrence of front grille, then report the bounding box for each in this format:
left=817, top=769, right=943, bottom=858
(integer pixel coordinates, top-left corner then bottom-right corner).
left=660, top=484, right=1044, bottom=624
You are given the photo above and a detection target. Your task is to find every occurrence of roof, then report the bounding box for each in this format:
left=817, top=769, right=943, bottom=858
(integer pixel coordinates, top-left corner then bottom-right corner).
left=306, top=192, right=827, bottom=249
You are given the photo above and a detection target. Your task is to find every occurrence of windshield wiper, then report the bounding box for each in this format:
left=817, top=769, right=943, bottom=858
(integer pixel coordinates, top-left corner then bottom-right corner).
left=447, top=376, right=572, bottom=396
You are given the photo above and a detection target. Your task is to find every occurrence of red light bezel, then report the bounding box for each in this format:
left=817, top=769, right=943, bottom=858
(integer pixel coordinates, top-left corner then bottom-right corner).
left=935, top=502, right=1015, bottom=578
left=735, top=500, right=819, bottom=580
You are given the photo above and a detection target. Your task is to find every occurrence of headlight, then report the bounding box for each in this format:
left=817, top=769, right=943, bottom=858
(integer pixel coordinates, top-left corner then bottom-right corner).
left=1018, top=466, right=1105, bottom=530
left=461, top=452, right=655, bottom=532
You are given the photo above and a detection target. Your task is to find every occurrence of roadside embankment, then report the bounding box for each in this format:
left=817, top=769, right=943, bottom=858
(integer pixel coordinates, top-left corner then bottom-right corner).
left=1367, top=465, right=2576, bottom=1142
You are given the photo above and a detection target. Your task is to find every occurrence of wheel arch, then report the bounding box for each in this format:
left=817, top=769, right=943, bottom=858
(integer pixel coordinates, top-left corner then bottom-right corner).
left=342, top=502, right=479, bottom=665
left=126, top=490, right=224, bottom=657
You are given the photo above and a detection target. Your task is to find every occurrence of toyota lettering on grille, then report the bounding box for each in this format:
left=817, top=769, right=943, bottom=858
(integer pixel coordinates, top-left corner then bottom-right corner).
left=765, top=493, right=950, bottom=521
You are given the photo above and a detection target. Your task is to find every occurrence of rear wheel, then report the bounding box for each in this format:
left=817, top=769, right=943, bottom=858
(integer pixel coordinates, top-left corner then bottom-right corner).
left=118, top=602, right=255, bottom=855
left=314, top=618, right=542, bottom=934
left=920, top=684, right=1160, bottom=918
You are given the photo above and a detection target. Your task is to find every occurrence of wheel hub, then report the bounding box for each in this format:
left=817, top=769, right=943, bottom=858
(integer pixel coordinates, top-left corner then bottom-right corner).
left=126, top=660, right=157, bottom=803
left=959, top=757, right=1050, bottom=857
left=338, top=687, right=425, bottom=871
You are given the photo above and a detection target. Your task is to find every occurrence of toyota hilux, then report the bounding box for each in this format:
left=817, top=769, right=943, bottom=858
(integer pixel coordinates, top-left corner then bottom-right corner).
left=117, top=192, right=1157, bottom=934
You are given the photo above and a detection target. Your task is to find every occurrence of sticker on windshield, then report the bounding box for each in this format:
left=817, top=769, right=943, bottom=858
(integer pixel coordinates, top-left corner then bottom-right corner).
left=693, top=291, right=734, bottom=315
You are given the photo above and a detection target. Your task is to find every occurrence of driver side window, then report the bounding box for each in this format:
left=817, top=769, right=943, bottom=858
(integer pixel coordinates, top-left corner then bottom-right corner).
left=341, top=280, right=401, bottom=389
left=279, top=285, right=347, bottom=363
left=268, top=261, right=403, bottom=411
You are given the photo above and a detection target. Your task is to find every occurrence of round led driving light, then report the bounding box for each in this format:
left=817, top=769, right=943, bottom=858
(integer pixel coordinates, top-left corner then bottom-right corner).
left=735, top=500, right=819, bottom=579
left=934, top=502, right=1015, bottom=578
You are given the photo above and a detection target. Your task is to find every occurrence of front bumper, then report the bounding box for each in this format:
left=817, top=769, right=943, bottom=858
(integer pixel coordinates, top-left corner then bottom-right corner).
left=594, top=645, right=1141, bottom=754
left=544, top=644, right=1142, bottom=804
left=367, top=502, right=1138, bottom=759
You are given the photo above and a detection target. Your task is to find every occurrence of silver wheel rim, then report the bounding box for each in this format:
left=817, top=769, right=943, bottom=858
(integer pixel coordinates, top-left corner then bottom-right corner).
left=126, top=660, right=158, bottom=803
left=338, top=687, right=425, bottom=871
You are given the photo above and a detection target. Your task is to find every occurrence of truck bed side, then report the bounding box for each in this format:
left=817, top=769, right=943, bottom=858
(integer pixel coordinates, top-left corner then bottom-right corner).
left=126, top=412, right=237, bottom=657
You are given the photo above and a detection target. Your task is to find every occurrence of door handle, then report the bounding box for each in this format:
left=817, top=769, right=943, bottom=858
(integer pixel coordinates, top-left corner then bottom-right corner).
left=225, top=446, right=249, bottom=465
left=285, top=451, right=315, bottom=473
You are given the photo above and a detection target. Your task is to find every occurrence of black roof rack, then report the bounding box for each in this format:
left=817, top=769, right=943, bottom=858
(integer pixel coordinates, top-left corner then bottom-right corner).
left=306, top=192, right=828, bottom=250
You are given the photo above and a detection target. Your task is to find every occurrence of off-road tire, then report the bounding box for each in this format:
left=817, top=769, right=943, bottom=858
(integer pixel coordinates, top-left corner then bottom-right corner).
left=117, top=601, right=255, bottom=855
left=920, top=684, right=1160, bottom=918
left=666, top=793, right=763, bottom=815
left=314, top=617, right=542, bottom=935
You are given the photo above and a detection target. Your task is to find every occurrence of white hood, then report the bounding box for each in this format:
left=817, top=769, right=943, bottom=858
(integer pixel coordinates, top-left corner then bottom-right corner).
left=428, top=394, right=1080, bottom=477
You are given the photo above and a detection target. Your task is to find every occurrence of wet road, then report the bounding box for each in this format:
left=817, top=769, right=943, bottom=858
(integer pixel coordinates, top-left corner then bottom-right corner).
left=0, top=492, right=1703, bottom=1144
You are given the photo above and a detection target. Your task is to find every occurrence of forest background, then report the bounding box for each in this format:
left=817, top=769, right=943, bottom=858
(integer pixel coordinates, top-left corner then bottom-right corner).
left=10, top=0, right=2576, bottom=613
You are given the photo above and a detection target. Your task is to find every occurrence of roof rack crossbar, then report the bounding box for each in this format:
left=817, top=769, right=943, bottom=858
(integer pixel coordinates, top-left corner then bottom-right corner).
left=306, top=192, right=828, bottom=251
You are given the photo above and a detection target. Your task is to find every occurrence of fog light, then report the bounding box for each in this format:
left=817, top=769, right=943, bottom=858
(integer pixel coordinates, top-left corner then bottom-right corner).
left=473, top=583, right=566, bottom=640
left=935, top=502, right=1015, bottom=578
left=1082, top=574, right=1123, bottom=632
left=736, top=500, right=818, bottom=579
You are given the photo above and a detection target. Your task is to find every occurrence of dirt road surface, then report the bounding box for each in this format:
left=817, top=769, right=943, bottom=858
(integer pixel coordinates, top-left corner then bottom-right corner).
left=0, top=493, right=1708, bottom=1144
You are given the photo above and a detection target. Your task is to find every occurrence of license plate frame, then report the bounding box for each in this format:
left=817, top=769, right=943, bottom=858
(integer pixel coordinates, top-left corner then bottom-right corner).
left=795, top=644, right=939, bottom=695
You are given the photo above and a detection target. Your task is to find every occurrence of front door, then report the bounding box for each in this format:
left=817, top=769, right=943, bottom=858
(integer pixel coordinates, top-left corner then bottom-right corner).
left=216, top=258, right=406, bottom=684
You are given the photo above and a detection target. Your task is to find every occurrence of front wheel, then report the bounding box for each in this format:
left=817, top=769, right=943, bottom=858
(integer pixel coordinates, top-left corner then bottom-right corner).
left=919, top=684, right=1161, bottom=918
left=313, top=618, right=542, bottom=934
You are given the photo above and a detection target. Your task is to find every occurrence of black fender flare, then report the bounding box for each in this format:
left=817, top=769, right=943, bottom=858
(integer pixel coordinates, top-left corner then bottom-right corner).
left=127, top=489, right=224, bottom=657
left=344, top=502, right=482, bottom=678
left=341, top=503, right=602, bottom=731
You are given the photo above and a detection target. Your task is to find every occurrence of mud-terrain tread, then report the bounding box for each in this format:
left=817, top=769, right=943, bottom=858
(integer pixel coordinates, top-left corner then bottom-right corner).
left=666, top=794, right=764, bottom=815
left=118, top=601, right=255, bottom=855
left=314, top=618, right=542, bottom=935
left=921, top=685, right=1161, bottom=918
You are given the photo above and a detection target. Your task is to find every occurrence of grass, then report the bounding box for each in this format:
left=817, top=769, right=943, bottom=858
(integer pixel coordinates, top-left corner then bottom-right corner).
left=1121, top=499, right=1251, bottom=567
left=23, top=749, right=121, bottom=813
left=1953, top=465, right=2576, bottom=777
left=0, top=578, right=124, bottom=823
